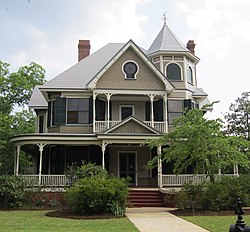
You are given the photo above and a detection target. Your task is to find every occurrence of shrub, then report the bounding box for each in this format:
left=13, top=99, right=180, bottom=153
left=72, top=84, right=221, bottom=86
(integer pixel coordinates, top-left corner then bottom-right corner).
left=176, top=175, right=250, bottom=211
left=0, top=175, right=26, bottom=208
left=66, top=174, right=128, bottom=215
left=66, top=163, right=128, bottom=215
left=66, top=162, right=109, bottom=186
left=176, top=183, right=203, bottom=211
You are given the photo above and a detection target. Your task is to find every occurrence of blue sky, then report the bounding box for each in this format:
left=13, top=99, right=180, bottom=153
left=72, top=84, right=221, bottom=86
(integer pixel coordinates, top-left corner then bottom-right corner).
left=1, top=0, right=250, bottom=119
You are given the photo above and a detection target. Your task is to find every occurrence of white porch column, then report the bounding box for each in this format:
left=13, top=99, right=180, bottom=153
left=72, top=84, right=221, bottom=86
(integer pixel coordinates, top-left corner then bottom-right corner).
left=234, top=164, right=239, bottom=175
left=93, top=93, right=97, bottom=132
left=105, top=93, right=112, bottom=129
left=15, top=145, right=21, bottom=175
left=163, top=94, right=168, bottom=133
left=157, top=145, right=162, bottom=188
left=149, top=94, right=155, bottom=127
left=37, top=143, right=46, bottom=186
left=101, top=141, right=108, bottom=169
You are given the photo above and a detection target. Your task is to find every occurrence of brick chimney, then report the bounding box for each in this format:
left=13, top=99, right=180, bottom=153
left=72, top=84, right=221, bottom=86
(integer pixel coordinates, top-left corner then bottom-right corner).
left=186, top=40, right=195, bottom=54
left=78, top=40, right=90, bottom=61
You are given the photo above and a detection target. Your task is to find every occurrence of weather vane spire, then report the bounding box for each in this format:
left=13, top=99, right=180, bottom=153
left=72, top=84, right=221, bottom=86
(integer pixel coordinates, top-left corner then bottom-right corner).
left=162, top=12, right=167, bottom=25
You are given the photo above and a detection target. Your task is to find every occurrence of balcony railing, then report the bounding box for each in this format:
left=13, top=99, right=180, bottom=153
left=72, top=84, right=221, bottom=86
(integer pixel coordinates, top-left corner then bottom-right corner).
left=95, top=121, right=166, bottom=133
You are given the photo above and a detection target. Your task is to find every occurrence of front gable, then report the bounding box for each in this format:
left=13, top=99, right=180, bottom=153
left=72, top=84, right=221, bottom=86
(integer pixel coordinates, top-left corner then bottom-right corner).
left=96, top=47, right=166, bottom=91
left=87, top=40, right=174, bottom=93
left=102, top=116, right=161, bottom=135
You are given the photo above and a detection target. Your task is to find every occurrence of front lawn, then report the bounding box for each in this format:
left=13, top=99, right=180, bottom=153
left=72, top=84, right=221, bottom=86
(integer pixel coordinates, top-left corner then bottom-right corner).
left=0, top=210, right=139, bottom=232
left=181, top=215, right=250, bottom=232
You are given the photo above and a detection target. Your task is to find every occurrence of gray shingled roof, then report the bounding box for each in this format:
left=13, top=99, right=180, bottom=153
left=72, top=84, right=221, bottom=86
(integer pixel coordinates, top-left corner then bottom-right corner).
left=147, top=24, right=189, bottom=55
left=29, top=85, right=47, bottom=109
left=41, top=43, right=125, bottom=89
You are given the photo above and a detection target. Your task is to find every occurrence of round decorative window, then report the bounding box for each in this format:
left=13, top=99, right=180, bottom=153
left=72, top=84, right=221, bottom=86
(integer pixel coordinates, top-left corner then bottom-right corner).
left=123, top=62, right=138, bottom=79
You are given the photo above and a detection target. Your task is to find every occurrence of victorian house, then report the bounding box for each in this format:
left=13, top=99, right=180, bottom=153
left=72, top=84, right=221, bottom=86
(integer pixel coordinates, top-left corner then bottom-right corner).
left=11, top=21, right=210, bottom=189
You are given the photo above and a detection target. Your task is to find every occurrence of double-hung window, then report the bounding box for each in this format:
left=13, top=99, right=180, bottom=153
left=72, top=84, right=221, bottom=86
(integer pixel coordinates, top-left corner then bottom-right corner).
left=67, top=98, right=89, bottom=124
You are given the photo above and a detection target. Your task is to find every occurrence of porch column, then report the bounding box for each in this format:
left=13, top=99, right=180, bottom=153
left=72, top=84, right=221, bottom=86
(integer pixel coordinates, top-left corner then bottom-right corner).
left=37, top=143, right=46, bottom=186
left=93, top=93, right=97, bottom=132
left=157, top=145, right=163, bottom=188
left=105, top=93, right=112, bottom=129
left=101, top=141, right=108, bottom=169
left=234, top=164, right=239, bottom=175
left=149, top=94, right=155, bottom=127
left=162, top=94, right=168, bottom=133
left=15, top=145, right=21, bottom=175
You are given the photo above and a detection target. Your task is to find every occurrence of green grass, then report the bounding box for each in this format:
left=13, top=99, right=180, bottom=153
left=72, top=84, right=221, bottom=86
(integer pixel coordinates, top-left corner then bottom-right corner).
left=0, top=210, right=139, bottom=232
left=181, top=215, right=250, bottom=232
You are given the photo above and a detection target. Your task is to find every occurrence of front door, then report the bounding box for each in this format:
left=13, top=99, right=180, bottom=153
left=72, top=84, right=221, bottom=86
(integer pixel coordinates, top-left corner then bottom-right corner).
left=119, top=152, right=137, bottom=186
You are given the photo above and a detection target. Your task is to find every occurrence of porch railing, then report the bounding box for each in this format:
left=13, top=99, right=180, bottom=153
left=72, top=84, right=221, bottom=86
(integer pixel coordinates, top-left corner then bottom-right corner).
left=21, top=174, right=238, bottom=188
left=95, top=121, right=166, bottom=133
left=161, top=174, right=238, bottom=187
left=22, top=175, right=69, bottom=187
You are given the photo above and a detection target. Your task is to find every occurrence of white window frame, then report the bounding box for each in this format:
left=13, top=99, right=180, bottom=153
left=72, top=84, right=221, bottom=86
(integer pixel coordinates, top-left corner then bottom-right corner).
left=119, top=105, right=134, bottom=121
left=122, top=60, right=139, bottom=80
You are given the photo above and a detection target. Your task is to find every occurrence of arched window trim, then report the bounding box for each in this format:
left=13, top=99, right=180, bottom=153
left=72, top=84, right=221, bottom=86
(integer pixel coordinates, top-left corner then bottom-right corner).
left=122, top=60, right=139, bottom=80
left=165, top=62, right=183, bottom=81
left=187, top=66, right=194, bottom=84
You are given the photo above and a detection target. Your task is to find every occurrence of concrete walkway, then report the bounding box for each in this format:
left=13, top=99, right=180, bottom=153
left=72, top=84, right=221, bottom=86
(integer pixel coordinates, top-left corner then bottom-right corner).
left=126, top=207, right=209, bottom=232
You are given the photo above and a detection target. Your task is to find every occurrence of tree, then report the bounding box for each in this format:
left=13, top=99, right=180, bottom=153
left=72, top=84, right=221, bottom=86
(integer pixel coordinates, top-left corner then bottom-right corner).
left=0, top=61, right=46, bottom=174
left=147, top=109, right=250, bottom=183
left=225, top=92, right=250, bottom=140
left=0, top=61, right=46, bottom=112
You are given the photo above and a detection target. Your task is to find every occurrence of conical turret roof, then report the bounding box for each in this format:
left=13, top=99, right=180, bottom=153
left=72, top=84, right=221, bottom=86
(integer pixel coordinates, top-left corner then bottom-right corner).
left=147, top=24, right=188, bottom=55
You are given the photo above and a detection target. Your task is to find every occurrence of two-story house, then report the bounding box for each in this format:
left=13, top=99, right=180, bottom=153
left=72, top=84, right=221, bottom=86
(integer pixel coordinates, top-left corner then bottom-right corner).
left=11, top=21, right=210, bottom=189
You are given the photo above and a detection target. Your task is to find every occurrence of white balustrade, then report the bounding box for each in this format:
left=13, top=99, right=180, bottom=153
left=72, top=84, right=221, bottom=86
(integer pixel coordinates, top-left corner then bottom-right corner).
left=95, top=120, right=166, bottom=132
left=22, top=175, right=68, bottom=187
left=162, top=174, right=238, bottom=187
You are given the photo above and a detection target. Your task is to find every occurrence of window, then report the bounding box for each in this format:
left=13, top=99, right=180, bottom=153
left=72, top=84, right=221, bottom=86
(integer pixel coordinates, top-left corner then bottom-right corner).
left=38, top=115, right=44, bottom=133
left=120, top=105, right=134, bottom=120
left=123, top=61, right=138, bottom=79
left=47, top=97, right=66, bottom=127
left=187, top=66, right=193, bottom=83
left=166, top=63, right=181, bottom=81
left=67, top=98, right=89, bottom=124
left=167, top=100, right=183, bottom=125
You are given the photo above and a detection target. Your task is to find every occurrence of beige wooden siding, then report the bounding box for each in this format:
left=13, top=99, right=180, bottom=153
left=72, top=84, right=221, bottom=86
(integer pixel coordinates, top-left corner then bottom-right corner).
left=110, top=121, right=153, bottom=134
left=48, top=125, right=93, bottom=134
left=96, top=48, right=165, bottom=90
left=111, top=100, right=146, bottom=121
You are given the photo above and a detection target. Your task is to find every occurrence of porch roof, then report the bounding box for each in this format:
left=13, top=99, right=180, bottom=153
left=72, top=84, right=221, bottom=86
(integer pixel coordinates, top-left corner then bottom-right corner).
left=10, top=133, right=161, bottom=146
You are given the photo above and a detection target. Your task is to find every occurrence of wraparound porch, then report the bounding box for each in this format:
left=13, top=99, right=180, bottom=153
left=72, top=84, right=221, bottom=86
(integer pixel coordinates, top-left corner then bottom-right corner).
left=20, top=173, right=239, bottom=188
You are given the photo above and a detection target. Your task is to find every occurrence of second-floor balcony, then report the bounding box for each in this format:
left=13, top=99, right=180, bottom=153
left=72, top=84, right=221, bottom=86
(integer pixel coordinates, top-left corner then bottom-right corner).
left=94, top=120, right=167, bottom=133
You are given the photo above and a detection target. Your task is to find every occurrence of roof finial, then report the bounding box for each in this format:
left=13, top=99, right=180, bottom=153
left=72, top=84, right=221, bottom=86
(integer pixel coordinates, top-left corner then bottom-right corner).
left=162, top=12, right=168, bottom=25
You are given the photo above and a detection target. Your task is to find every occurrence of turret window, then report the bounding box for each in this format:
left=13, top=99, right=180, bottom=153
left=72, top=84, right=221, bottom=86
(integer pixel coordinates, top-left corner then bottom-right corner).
left=187, top=66, right=193, bottom=84
left=166, top=63, right=181, bottom=81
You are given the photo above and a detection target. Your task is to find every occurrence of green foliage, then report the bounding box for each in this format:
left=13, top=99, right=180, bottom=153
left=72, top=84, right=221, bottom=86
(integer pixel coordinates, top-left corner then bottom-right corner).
left=0, top=175, right=27, bottom=208
left=0, top=61, right=45, bottom=174
left=147, top=108, right=250, bottom=182
left=109, top=200, right=127, bottom=218
left=176, top=175, right=250, bottom=211
left=66, top=175, right=128, bottom=215
left=0, top=61, right=46, bottom=110
left=225, top=91, right=250, bottom=140
left=75, top=162, right=109, bottom=179
left=66, top=163, right=128, bottom=215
